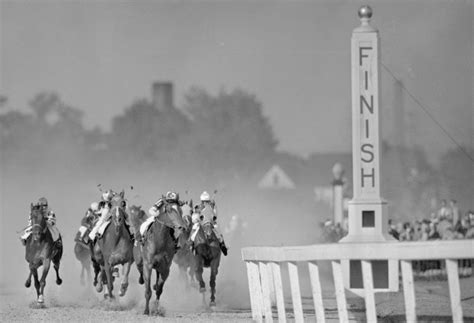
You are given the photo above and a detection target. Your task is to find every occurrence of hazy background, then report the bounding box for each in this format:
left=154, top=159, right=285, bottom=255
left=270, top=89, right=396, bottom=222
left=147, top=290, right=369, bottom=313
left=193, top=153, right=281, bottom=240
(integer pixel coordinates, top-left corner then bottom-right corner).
left=0, top=0, right=473, bottom=311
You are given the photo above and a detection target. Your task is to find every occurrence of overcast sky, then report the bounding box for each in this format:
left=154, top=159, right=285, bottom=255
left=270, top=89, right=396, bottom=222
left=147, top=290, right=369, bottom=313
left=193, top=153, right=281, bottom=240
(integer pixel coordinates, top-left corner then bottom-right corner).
left=1, top=0, right=472, bottom=161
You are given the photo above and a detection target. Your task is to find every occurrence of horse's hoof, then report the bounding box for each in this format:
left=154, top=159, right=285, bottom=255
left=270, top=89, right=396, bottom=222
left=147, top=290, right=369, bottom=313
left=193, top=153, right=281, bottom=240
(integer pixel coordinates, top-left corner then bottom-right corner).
left=56, top=278, right=62, bottom=285
left=96, top=283, right=103, bottom=293
left=199, top=287, right=206, bottom=293
left=139, top=277, right=144, bottom=285
left=37, top=295, right=44, bottom=304
left=144, top=309, right=149, bottom=315
left=25, top=281, right=31, bottom=288
left=209, top=301, right=216, bottom=307
left=119, top=284, right=128, bottom=297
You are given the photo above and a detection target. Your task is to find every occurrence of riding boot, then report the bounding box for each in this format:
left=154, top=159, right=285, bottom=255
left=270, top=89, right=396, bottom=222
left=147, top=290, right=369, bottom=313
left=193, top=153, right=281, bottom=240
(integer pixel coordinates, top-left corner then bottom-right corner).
left=220, top=241, right=228, bottom=256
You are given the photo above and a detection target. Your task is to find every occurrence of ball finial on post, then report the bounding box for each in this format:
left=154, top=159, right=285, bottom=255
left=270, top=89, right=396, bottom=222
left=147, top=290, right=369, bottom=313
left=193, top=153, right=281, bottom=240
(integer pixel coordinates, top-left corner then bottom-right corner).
left=358, top=5, right=373, bottom=19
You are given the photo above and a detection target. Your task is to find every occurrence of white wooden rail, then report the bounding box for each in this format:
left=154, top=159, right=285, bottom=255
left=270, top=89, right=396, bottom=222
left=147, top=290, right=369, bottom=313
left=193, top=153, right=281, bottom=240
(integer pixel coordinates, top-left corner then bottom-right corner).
left=241, top=240, right=474, bottom=322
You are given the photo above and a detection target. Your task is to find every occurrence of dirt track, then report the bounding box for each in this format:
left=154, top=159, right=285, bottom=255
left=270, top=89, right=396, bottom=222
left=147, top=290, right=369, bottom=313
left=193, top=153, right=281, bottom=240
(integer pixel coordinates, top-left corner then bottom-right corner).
left=2, top=275, right=474, bottom=322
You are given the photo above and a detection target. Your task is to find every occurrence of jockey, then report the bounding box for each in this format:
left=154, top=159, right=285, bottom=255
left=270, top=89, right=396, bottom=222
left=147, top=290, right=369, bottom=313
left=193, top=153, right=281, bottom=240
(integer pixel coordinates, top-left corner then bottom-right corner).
left=20, top=197, right=62, bottom=246
left=76, top=202, right=101, bottom=243
left=189, top=191, right=228, bottom=256
left=143, top=191, right=187, bottom=247
left=87, top=189, right=115, bottom=241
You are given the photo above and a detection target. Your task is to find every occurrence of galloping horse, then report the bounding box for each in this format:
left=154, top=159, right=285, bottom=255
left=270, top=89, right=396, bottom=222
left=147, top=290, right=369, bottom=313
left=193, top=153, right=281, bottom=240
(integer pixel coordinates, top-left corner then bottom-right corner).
left=74, top=210, right=94, bottom=285
left=128, top=204, right=147, bottom=285
left=24, top=203, right=63, bottom=304
left=90, top=190, right=134, bottom=299
left=141, top=200, right=187, bottom=315
left=173, top=200, right=196, bottom=289
left=193, top=220, right=222, bottom=307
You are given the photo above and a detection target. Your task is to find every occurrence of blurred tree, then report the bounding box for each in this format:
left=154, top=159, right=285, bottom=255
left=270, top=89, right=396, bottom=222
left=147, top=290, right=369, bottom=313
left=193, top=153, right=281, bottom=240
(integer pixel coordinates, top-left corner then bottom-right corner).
left=110, top=99, right=190, bottom=163
left=183, top=87, right=278, bottom=173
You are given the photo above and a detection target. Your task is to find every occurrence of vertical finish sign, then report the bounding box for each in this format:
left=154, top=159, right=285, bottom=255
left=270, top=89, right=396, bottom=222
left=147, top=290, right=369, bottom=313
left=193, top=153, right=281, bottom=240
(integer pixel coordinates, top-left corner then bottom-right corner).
left=340, top=6, right=398, bottom=294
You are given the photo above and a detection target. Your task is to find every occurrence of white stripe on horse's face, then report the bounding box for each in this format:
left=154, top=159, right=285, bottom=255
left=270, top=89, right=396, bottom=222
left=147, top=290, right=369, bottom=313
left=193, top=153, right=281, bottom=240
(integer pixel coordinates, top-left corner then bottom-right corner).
left=116, top=207, right=119, bottom=218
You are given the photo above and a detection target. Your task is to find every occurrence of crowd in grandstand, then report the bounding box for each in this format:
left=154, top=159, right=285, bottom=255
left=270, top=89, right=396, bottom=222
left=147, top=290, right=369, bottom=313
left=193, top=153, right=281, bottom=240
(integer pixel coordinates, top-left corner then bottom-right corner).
left=321, top=199, right=474, bottom=243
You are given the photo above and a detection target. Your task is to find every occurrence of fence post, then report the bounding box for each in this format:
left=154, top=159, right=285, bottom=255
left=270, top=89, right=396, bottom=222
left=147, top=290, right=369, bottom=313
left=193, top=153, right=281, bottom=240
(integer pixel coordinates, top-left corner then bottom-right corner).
left=308, top=261, right=326, bottom=323
left=401, top=260, right=417, bottom=323
left=446, top=259, right=463, bottom=322
left=287, top=261, right=304, bottom=323
left=270, top=262, right=287, bottom=323
left=361, top=260, right=377, bottom=322
left=331, top=260, right=349, bottom=323
left=259, top=262, right=274, bottom=322
left=246, top=261, right=263, bottom=322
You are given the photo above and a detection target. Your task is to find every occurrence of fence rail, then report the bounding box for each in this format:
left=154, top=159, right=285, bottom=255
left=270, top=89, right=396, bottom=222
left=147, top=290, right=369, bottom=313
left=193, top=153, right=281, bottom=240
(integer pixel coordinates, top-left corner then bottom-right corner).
left=241, top=240, right=474, bottom=322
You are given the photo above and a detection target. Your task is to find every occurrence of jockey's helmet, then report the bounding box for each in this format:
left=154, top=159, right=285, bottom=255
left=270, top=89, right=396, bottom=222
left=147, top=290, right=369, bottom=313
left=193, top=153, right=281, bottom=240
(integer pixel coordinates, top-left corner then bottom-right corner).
left=200, top=191, right=211, bottom=202
left=165, top=191, right=178, bottom=202
left=38, top=197, right=48, bottom=207
left=90, top=202, right=99, bottom=212
left=102, top=190, right=114, bottom=202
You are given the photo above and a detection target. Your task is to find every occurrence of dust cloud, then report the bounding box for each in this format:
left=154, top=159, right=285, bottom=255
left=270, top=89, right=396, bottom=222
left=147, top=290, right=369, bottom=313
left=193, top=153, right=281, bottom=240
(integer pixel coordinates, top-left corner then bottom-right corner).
left=0, top=147, right=326, bottom=312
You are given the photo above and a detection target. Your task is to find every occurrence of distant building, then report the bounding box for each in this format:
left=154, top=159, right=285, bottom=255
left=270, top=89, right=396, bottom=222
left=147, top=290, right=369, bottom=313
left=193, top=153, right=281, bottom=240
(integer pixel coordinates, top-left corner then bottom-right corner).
left=258, top=164, right=296, bottom=190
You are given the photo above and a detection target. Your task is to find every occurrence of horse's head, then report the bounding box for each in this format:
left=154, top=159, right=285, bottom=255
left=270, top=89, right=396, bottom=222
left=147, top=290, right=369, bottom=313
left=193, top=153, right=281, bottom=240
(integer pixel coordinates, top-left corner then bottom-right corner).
left=30, top=203, right=47, bottom=241
left=110, top=190, right=127, bottom=230
left=201, top=221, right=215, bottom=240
left=160, top=200, right=188, bottom=241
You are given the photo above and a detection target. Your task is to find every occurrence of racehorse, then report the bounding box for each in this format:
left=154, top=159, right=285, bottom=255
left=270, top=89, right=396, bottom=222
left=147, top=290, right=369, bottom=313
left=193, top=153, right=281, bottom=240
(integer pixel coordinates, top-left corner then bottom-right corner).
left=74, top=239, right=92, bottom=286
left=24, top=203, right=63, bottom=304
left=173, top=200, right=196, bottom=289
left=141, top=199, right=187, bottom=315
left=74, top=209, right=96, bottom=285
left=90, top=190, right=134, bottom=299
left=128, top=204, right=147, bottom=285
left=193, top=220, right=222, bottom=307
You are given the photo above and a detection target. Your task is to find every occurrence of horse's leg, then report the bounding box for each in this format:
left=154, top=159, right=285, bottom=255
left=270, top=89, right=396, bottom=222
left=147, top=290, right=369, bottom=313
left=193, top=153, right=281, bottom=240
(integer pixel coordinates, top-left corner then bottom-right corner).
left=143, top=263, right=152, bottom=315
left=92, top=260, right=101, bottom=289
left=53, top=257, right=63, bottom=285
left=155, top=266, right=169, bottom=302
left=209, top=259, right=219, bottom=307
left=137, top=262, right=144, bottom=285
left=104, top=263, right=114, bottom=299
left=30, top=265, right=40, bottom=301
left=25, top=270, right=32, bottom=288
left=86, top=261, right=92, bottom=283
left=38, top=259, right=51, bottom=303
left=80, top=264, right=85, bottom=286
left=119, top=262, right=131, bottom=297
left=195, top=256, right=206, bottom=293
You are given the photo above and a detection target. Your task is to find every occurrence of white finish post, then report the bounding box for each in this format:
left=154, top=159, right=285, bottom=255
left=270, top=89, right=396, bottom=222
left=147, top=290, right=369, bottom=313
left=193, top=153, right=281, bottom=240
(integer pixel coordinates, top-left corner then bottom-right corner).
left=401, top=260, right=417, bottom=323
left=259, top=262, right=274, bottom=322
left=287, top=262, right=304, bottom=323
left=308, top=261, right=326, bottom=323
left=339, top=5, right=398, bottom=293
left=331, top=260, right=349, bottom=323
left=246, top=261, right=263, bottom=322
left=270, top=262, right=287, bottom=323
left=361, top=260, right=377, bottom=322
left=446, top=259, right=463, bottom=323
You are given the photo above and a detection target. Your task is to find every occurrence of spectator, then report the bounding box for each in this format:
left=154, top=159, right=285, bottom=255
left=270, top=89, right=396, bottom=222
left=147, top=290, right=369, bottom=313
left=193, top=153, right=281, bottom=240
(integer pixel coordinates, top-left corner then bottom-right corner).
left=438, top=199, right=452, bottom=221
left=388, top=219, right=399, bottom=240
left=450, top=199, right=460, bottom=225
left=400, top=222, right=414, bottom=241
left=428, top=221, right=441, bottom=240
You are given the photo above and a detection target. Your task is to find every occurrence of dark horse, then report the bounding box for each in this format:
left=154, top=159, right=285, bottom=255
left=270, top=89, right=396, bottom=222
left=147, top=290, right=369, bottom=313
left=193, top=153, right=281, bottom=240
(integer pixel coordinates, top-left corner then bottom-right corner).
left=141, top=200, right=187, bottom=315
left=193, top=220, right=222, bottom=307
left=24, top=203, right=63, bottom=304
left=74, top=209, right=94, bottom=286
left=90, top=190, right=134, bottom=299
left=128, top=204, right=147, bottom=285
